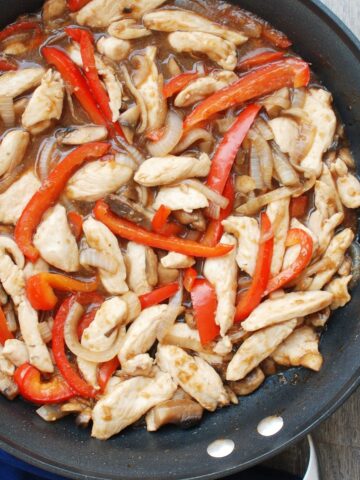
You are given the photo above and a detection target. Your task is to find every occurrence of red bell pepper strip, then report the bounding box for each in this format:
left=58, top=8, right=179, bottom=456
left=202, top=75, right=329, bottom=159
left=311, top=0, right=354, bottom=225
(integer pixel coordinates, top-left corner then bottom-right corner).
left=183, top=58, right=310, bottom=132
left=0, top=57, right=17, bottom=71
left=163, top=72, right=199, bottom=99
left=139, top=282, right=179, bottom=309
left=42, top=47, right=108, bottom=127
left=0, top=21, right=44, bottom=50
left=191, top=279, right=219, bottom=345
left=0, top=306, right=13, bottom=345
left=94, top=200, right=233, bottom=258
left=237, top=50, right=285, bottom=71
left=264, top=228, right=313, bottom=296
left=290, top=195, right=308, bottom=218
left=98, top=357, right=120, bottom=392
left=67, top=211, right=83, bottom=241
left=67, top=0, right=92, bottom=12
left=15, top=142, right=109, bottom=262
left=235, top=212, right=274, bottom=322
left=52, top=296, right=97, bottom=398
left=75, top=292, right=104, bottom=338
left=14, top=364, right=75, bottom=404
left=262, top=25, right=292, bottom=49
left=184, top=267, right=197, bottom=293
left=151, top=204, right=182, bottom=237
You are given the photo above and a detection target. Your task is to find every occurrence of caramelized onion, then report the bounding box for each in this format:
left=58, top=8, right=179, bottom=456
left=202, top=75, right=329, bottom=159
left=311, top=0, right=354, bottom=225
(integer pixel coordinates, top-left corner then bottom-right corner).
left=236, top=185, right=301, bottom=215
left=271, top=142, right=300, bottom=186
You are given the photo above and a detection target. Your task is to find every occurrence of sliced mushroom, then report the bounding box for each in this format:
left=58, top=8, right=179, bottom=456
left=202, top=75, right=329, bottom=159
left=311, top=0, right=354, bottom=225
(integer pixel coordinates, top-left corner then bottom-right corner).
left=106, top=194, right=152, bottom=226
left=227, top=367, right=265, bottom=396
left=146, top=395, right=203, bottom=431
left=172, top=210, right=206, bottom=232
left=58, top=125, right=108, bottom=145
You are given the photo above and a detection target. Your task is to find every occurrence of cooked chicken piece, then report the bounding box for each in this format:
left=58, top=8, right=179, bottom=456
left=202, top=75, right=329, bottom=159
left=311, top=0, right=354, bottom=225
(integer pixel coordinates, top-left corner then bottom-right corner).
left=0, top=171, right=40, bottom=225
left=157, top=344, right=229, bottom=411
left=300, top=89, right=336, bottom=177
left=0, top=371, right=18, bottom=399
left=22, top=70, right=64, bottom=134
left=135, top=154, right=211, bottom=187
left=338, top=257, right=352, bottom=277
left=267, top=198, right=290, bottom=276
left=3, top=339, right=29, bottom=367
left=161, top=252, right=195, bottom=269
left=324, top=275, right=352, bottom=310
left=242, top=291, right=333, bottom=332
left=319, top=164, right=343, bottom=213
left=308, top=229, right=354, bottom=290
left=97, top=36, right=130, bottom=62
left=226, top=319, right=296, bottom=381
left=17, top=299, right=53, bottom=373
left=213, top=336, right=232, bottom=355
left=121, top=353, right=154, bottom=377
left=108, top=19, right=151, bottom=39
left=74, top=0, right=124, bottom=28
left=269, top=117, right=299, bottom=155
left=133, top=46, right=167, bottom=131
left=228, top=367, right=265, bottom=396
left=168, top=32, right=237, bottom=71
left=83, top=217, right=128, bottom=295
left=262, top=87, right=290, bottom=116
left=0, top=237, right=24, bottom=271
left=306, top=307, right=331, bottom=328
left=153, top=185, right=208, bottom=213
left=126, top=242, right=157, bottom=295
left=77, top=358, right=99, bottom=388
left=23, top=258, right=49, bottom=280
left=222, top=216, right=259, bottom=277
left=158, top=263, right=179, bottom=285
left=174, top=71, right=238, bottom=108
left=43, top=0, right=67, bottom=23
left=203, top=233, right=237, bottom=336
left=92, top=368, right=176, bottom=439
left=126, top=0, right=167, bottom=18
left=58, top=125, right=108, bottom=145
left=333, top=159, right=360, bottom=209
left=0, top=130, right=29, bottom=178
left=271, top=325, right=323, bottom=371
left=308, top=210, right=344, bottom=256
left=0, top=67, right=45, bottom=98
left=282, top=218, right=318, bottom=269
left=143, top=10, right=247, bottom=45
left=0, top=346, right=15, bottom=376
left=120, top=291, right=141, bottom=324
left=0, top=254, right=25, bottom=306
left=313, top=180, right=337, bottom=219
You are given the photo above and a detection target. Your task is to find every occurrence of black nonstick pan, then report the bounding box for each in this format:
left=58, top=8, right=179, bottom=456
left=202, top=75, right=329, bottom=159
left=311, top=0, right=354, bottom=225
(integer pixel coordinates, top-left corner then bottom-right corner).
left=0, top=1, right=359, bottom=479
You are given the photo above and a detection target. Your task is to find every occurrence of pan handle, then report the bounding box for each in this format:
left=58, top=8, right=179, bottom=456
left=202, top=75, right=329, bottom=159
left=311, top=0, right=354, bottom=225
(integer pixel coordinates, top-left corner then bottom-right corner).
left=303, top=435, right=320, bottom=480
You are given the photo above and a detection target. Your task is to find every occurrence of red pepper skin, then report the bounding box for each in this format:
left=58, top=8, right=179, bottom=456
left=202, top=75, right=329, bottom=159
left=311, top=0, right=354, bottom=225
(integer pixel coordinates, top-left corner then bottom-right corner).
left=151, top=205, right=182, bottom=236
left=14, top=364, right=75, bottom=404
left=98, top=357, right=120, bottom=392
left=237, top=50, right=285, bottom=71
left=42, top=47, right=108, bottom=126
left=235, top=213, right=274, bottom=322
left=0, top=21, right=43, bottom=49
left=264, top=228, right=313, bottom=296
left=15, top=142, right=109, bottom=262
left=76, top=292, right=104, bottom=338
left=163, top=72, right=199, bottom=99
left=94, top=200, right=233, bottom=258
left=67, top=0, right=92, bottom=12
left=183, top=58, right=310, bottom=131
left=184, top=268, right=197, bottom=293
left=0, top=58, right=17, bottom=71
left=191, top=279, right=219, bottom=345
left=290, top=195, right=308, bottom=218
left=139, top=282, right=179, bottom=309
left=52, top=296, right=97, bottom=398
left=262, top=25, right=292, bottom=49
left=67, top=211, right=83, bottom=241
left=0, top=306, right=13, bottom=345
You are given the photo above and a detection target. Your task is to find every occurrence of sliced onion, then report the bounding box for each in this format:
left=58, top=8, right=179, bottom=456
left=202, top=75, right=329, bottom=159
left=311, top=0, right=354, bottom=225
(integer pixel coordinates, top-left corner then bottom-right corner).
left=114, top=135, right=145, bottom=165
left=38, top=321, right=52, bottom=344
left=36, top=137, right=57, bottom=181
left=169, top=272, right=183, bottom=308
left=0, top=96, right=15, bottom=128
left=115, top=153, right=137, bottom=170
left=207, top=202, right=220, bottom=220
left=0, top=163, right=23, bottom=194
left=64, top=302, right=125, bottom=362
left=254, top=117, right=274, bottom=141
left=3, top=304, right=16, bottom=332
left=0, top=285, right=8, bottom=305
left=215, top=117, right=236, bottom=134
left=136, top=185, right=149, bottom=207
left=291, top=121, right=316, bottom=164
left=172, top=128, right=214, bottom=154
left=167, top=56, right=182, bottom=76
left=249, top=141, right=264, bottom=190
left=65, top=86, right=80, bottom=122
left=180, top=179, right=229, bottom=209
left=252, top=133, right=273, bottom=189
left=236, top=185, right=301, bottom=215
left=0, top=235, right=24, bottom=268
left=291, top=88, right=306, bottom=108
left=37, top=405, right=69, bottom=422
left=120, top=65, right=147, bottom=133
left=80, top=248, right=118, bottom=273
left=271, top=142, right=300, bottom=186
left=147, top=111, right=183, bottom=157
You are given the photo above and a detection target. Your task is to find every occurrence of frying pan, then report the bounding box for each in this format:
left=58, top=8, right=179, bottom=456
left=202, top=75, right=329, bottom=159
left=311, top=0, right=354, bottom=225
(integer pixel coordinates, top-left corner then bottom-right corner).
left=0, top=1, right=359, bottom=479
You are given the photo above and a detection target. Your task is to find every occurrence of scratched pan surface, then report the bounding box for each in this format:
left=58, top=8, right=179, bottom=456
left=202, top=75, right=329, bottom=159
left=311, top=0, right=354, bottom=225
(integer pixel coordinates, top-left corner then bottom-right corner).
left=0, top=1, right=359, bottom=479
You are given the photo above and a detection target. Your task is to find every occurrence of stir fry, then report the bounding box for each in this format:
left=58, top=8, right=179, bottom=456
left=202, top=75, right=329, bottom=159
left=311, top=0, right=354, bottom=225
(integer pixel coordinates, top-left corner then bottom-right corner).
left=0, top=0, right=358, bottom=440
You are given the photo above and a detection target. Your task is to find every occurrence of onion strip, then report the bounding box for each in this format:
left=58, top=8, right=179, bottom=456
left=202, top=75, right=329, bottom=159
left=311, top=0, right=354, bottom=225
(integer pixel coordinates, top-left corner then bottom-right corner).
left=147, top=111, right=183, bottom=157
left=236, top=185, right=301, bottom=215
left=271, top=142, right=300, bottom=186
left=80, top=248, right=118, bottom=274
left=180, top=179, right=229, bottom=209
left=121, top=65, right=147, bottom=133
left=0, top=96, right=15, bottom=128
left=172, top=128, right=213, bottom=154
left=36, top=137, right=57, bottom=181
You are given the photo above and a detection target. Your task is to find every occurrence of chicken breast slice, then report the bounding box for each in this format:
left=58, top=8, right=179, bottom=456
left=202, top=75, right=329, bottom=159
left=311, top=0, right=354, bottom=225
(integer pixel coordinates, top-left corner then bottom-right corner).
left=43, top=0, right=67, bottom=23
left=271, top=325, right=323, bottom=371
left=222, top=216, right=259, bottom=277
left=108, top=19, right=151, bottom=39
left=332, top=158, right=360, bottom=209
left=242, top=291, right=333, bottom=332
left=267, top=198, right=290, bottom=276
left=3, top=339, right=29, bottom=367
left=97, top=36, right=130, bottom=62
left=74, top=0, right=124, bottom=28
left=300, top=89, right=336, bottom=177
left=269, top=117, right=299, bottom=156
left=34, top=204, right=79, bottom=272
left=324, top=275, right=352, bottom=310
left=0, top=130, right=29, bottom=178
left=314, top=180, right=338, bottom=219
left=0, top=254, right=25, bottom=306
left=126, top=242, right=157, bottom=295
left=203, top=233, right=237, bottom=336
left=134, top=154, right=211, bottom=187
left=77, top=358, right=99, bottom=388
left=83, top=217, right=128, bottom=295
left=0, top=171, right=40, bottom=225
left=226, top=319, right=297, bottom=381
left=59, top=125, right=108, bottom=145
left=22, top=70, right=64, bottom=133
left=66, top=158, right=133, bottom=202
left=121, top=353, right=154, bottom=377
left=143, top=10, right=247, bottom=45
left=23, top=258, right=49, bottom=280
left=319, top=163, right=343, bottom=213
left=282, top=218, right=318, bottom=269
left=168, top=32, right=237, bottom=71
left=307, top=210, right=344, bottom=257
left=0, top=67, right=45, bottom=98
left=0, top=347, right=15, bottom=376
left=125, top=0, right=167, bottom=18
left=92, top=369, right=176, bottom=439
left=153, top=185, right=208, bottom=213
left=161, top=252, right=195, bottom=269
left=157, top=344, right=229, bottom=411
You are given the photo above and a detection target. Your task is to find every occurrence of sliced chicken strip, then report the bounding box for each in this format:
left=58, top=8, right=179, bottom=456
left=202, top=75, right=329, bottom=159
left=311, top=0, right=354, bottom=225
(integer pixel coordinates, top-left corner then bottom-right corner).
left=0, top=171, right=40, bottom=225
left=97, top=36, right=130, bottom=62
left=242, top=291, right=333, bottom=332
left=203, top=233, right=237, bottom=336
left=168, top=32, right=237, bottom=71
left=0, top=237, right=24, bottom=269
left=153, top=185, right=208, bottom=213
left=269, top=117, right=298, bottom=156
left=125, top=0, right=167, bottom=18
left=66, top=158, right=133, bottom=202
left=83, top=217, right=128, bottom=295
left=0, top=254, right=25, bottom=306
left=267, top=198, right=290, bottom=276
left=306, top=307, right=331, bottom=328
left=58, top=125, right=108, bottom=145
left=307, top=210, right=344, bottom=256
left=313, top=180, right=337, bottom=219
left=108, top=19, right=151, bottom=40
left=161, top=252, right=195, bottom=269
left=92, top=368, right=176, bottom=439
left=226, top=319, right=297, bottom=381
left=77, top=358, right=99, bottom=388
left=271, top=325, right=323, bottom=371
left=34, top=204, right=79, bottom=272
left=319, top=164, right=343, bottom=213
left=0, top=67, right=45, bottom=98
left=143, top=10, right=247, bottom=45
left=126, top=242, right=157, bottom=295
left=222, top=215, right=259, bottom=277
left=74, top=0, right=124, bottom=28
left=0, top=347, right=15, bottom=376
left=3, top=339, right=29, bottom=367
left=43, top=0, right=67, bottom=23
left=157, top=344, right=229, bottom=411
left=134, top=154, right=211, bottom=187
left=331, top=158, right=360, bottom=209
left=325, top=275, right=352, bottom=310
left=282, top=218, right=318, bottom=269
left=0, top=130, right=29, bottom=178
left=121, top=353, right=154, bottom=377
left=213, top=335, right=232, bottom=355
